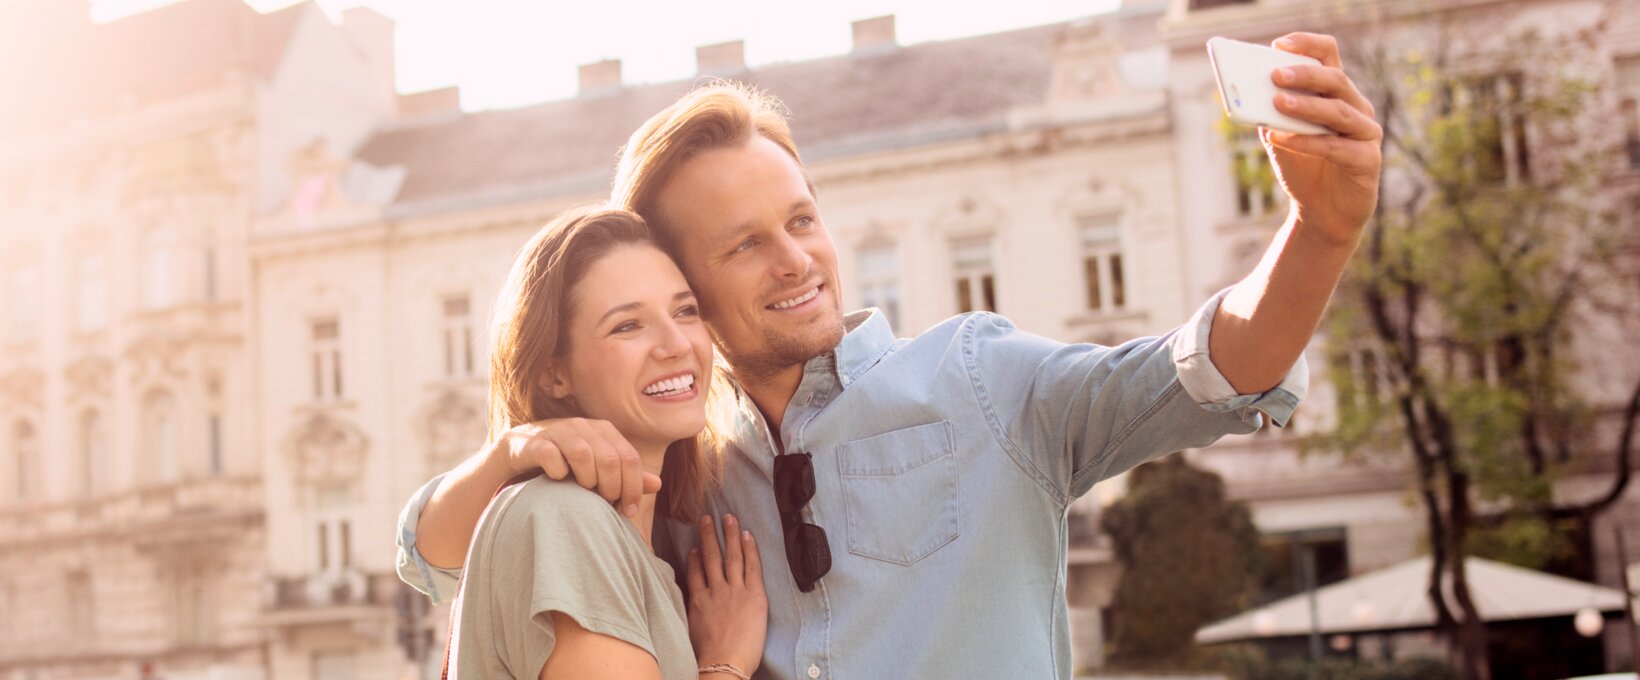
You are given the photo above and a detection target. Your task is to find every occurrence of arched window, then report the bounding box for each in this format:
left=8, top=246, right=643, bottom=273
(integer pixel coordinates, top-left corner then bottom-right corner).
left=143, top=392, right=177, bottom=484
left=12, top=421, right=37, bottom=500
left=80, top=410, right=108, bottom=496
left=140, top=228, right=176, bottom=310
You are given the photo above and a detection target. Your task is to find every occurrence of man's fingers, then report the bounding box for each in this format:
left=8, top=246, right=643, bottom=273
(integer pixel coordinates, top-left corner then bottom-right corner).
left=1273, top=64, right=1373, bottom=118
left=685, top=547, right=705, bottom=594
left=1272, top=32, right=1341, bottom=68
left=742, top=530, right=763, bottom=591
left=612, top=440, right=644, bottom=517
left=528, top=436, right=570, bottom=480
left=722, top=515, right=744, bottom=588
left=1273, top=92, right=1381, bottom=142
left=561, top=437, right=599, bottom=491
left=642, top=472, right=663, bottom=495
left=698, top=515, right=726, bottom=588
left=592, top=438, right=622, bottom=503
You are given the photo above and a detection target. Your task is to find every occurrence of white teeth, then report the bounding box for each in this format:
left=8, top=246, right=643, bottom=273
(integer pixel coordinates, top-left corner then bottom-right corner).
left=770, top=287, right=820, bottom=310
left=643, top=373, right=695, bottom=396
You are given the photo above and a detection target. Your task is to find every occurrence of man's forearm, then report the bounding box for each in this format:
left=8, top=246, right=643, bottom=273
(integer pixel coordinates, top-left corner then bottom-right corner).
left=1211, top=211, right=1360, bottom=395
left=417, top=444, right=514, bottom=570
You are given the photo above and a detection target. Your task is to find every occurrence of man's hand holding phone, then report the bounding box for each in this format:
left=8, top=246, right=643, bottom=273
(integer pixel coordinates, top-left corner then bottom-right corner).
left=1213, top=32, right=1383, bottom=246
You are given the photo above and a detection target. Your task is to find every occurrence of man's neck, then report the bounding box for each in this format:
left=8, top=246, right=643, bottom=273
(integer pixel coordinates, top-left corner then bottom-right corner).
left=737, top=362, right=806, bottom=442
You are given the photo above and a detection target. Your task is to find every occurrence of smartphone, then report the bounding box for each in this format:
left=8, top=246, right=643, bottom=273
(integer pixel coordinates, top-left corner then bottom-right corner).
left=1206, top=36, right=1333, bottom=136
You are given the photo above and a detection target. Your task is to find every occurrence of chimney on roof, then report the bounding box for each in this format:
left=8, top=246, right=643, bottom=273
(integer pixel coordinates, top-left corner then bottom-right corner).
left=851, top=15, right=897, bottom=55
left=341, top=8, right=396, bottom=92
left=399, top=86, right=461, bottom=119
left=578, top=59, right=623, bottom=97
left=696, top=40, right=746, bottom=77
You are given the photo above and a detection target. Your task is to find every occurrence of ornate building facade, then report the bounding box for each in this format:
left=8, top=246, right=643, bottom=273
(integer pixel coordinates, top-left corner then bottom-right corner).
left=2, top=0, right=1637, bottom=678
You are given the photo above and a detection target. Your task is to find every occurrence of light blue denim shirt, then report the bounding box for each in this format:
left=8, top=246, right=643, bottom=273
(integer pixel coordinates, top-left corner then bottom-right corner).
left=396, top=290, right=1306, bottom=680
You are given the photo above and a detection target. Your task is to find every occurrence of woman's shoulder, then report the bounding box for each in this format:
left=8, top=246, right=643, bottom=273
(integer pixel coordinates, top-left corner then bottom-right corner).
left=484, top=476, right=641, bottom=552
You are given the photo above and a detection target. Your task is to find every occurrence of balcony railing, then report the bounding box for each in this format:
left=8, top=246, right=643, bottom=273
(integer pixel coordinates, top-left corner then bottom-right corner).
left=0, top=476, right=262, bottom=547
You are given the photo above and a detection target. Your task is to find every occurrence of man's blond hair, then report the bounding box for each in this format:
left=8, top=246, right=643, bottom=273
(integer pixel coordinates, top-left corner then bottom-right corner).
left=610, top=81, right=812, bottom=254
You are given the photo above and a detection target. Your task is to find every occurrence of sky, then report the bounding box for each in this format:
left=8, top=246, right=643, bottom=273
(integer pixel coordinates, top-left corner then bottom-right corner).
left=92, top=0, right=1120, bottom=111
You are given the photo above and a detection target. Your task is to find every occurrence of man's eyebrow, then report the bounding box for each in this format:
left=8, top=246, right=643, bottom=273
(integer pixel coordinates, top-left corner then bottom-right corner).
left=594, top=291, right=695, bottom=327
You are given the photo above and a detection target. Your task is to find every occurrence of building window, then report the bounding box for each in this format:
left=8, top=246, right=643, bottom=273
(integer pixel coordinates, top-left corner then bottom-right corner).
left=12, top=421, right=36, bottom=501
left=208, top=414, right=223, bottom=477
left=1258, top=527, right=1349, bottom=604
left=1079, top=215, right=1126, bottom=312
left=141, top=228, right=176, bottom=310
left=442, top=296, right=474, bottom=378
left=312, top=318, right=343, bottom=400
left=1620, top=56, right=1640, bottom=170
left=80, top=410, right=108, bottom=496
left=173, top=567, right=212, bottom=646
left=143, top=391, right=177, bottom=484
left=951, top=237, right=997, bottom=314
left=204, top=246, right=218, bottom=302
left=314, top=485, right=354, bottom=574
left=856, top=245, right=901, bottom=331
left=9, top=267, right=38, bottom=344
left=65, top=571, right=93, bottom=638
left=76, top=254, right=108, bottom=333
left=1445, top=73, right=1530, bottom=185
left=1190, top=0, right=1254, bottom=9
left=314, top=651, right=357, bottom=680
left=1230, top=129, right=1279, bottom=218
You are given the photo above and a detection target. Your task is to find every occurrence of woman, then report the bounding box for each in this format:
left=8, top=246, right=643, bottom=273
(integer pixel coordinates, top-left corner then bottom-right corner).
left=448, top=206, right=765, bottom=679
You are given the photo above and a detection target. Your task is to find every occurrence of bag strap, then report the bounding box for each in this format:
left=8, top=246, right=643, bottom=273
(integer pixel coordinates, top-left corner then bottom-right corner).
left=439, top=471, right=543, bottom=680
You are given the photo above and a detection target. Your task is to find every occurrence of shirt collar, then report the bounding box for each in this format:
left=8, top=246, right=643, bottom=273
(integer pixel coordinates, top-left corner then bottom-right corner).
left=829, top=308, right=896, bottom=388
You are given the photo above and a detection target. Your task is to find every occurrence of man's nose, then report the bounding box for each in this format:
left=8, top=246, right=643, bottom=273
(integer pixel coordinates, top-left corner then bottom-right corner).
left=770, top=231, right=813, bottom=279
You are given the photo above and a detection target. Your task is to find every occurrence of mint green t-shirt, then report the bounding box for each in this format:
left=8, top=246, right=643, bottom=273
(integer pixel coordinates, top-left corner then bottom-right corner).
left=452, top=477, right=696, bottom=679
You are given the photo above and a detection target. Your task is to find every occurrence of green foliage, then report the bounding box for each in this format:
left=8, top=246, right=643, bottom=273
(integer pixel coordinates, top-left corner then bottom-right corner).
left=1100, top=456, right=1263, bottom=668
left=1299, top=22, right=1624, bottom=572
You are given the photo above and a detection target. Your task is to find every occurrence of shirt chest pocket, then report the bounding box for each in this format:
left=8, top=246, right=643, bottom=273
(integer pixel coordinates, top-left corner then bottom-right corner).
left=835, top=420, right=960, bottom=566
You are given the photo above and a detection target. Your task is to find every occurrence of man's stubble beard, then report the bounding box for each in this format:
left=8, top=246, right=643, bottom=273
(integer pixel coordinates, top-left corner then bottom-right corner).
left=715, top=306, right=847, bottom=384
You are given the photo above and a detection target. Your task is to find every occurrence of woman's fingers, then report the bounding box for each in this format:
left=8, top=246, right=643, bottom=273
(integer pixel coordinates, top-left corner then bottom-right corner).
left=1273, top=92, right=1381, bottom=142
left=742, top=530, right=763, bottom=592
left=698, top=515, right=726, bottom=587
left=685, top=547, right=705, bottom=594
left=722, top=515, right=744, bottom=588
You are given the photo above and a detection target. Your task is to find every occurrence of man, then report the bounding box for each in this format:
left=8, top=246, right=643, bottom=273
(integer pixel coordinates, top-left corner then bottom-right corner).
left=398, top=32, right=1381, bottom=680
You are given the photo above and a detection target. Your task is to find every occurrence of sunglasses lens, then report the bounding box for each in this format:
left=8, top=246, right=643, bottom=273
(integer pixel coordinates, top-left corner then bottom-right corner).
left=774, top=454, right=815, bottom=514
left=784, top=522, right=832, bottom=592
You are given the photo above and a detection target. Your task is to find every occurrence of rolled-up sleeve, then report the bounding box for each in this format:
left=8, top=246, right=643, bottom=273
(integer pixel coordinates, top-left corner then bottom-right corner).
left=395, top=473, right=464, bottom=605
left=1171, top=288, right=1308, bottom=428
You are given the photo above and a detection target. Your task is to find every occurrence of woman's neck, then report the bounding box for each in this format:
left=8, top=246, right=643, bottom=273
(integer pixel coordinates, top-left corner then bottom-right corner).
left=628, top=441, right=669, bottom=548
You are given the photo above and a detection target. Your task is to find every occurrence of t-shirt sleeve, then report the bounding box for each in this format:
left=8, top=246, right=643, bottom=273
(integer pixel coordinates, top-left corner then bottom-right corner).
left=484, top=483, right=664, bottom=678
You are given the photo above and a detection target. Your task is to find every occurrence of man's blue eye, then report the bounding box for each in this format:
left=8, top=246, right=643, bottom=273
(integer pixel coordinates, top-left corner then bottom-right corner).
left=733, top=239, right=757, bottom=253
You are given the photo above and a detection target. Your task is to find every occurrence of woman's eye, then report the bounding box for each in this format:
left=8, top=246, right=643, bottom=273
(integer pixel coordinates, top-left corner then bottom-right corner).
left=675, top=305, right=700, bottom=318
left=613, top=321, right=639, bottom=333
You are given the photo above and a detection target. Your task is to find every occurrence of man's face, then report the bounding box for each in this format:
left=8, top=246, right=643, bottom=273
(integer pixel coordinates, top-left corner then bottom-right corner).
left=652, top=135, right=845, bottom=376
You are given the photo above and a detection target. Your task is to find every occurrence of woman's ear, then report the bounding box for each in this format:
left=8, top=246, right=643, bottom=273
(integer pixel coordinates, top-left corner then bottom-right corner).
left=537, top=360, right=572, bottom=400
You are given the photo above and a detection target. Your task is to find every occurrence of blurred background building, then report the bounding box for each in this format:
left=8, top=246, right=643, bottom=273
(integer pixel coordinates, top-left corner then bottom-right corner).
left=0, top=0, right=1635, bottom=678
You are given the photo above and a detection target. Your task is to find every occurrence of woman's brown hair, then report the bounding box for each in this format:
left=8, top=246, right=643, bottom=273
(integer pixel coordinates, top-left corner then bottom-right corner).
left=486, top=205, right=723, bottom=522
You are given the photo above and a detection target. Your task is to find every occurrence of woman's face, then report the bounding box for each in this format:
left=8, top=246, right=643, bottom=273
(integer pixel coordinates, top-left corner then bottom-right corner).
left=548, top=244, right=713, bottom=451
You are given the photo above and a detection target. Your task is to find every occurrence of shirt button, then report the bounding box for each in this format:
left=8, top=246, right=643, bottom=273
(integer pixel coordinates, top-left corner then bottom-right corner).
left=807, top=664, right=821, bottom=679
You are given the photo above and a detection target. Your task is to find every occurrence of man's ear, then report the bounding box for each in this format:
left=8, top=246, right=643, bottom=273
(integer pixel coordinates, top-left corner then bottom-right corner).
left=537, top=361, right=572, bottom=400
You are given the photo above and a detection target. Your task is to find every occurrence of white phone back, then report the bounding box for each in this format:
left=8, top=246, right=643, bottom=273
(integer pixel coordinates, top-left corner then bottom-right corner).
left=1206, top=36, right=1332, bottom=136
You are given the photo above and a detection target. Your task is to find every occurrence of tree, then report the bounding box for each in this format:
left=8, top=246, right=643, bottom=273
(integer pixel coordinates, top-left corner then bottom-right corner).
left=1312, top=5, right=1640, bottom=679
left=1100, top=455, right=1262, bottom=667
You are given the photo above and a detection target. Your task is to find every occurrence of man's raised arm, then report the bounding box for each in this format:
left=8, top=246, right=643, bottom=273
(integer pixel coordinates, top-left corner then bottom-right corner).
left=1208, top=32, right=1383, bottom=394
